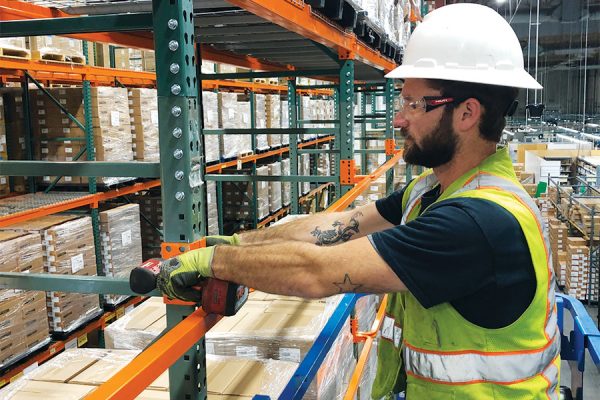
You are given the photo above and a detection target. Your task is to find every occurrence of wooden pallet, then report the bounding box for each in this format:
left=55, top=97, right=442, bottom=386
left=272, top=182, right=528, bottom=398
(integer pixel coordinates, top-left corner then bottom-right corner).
left=0, top=46, right=30, bottom=59
left=31, top=50, right=85, bottom=64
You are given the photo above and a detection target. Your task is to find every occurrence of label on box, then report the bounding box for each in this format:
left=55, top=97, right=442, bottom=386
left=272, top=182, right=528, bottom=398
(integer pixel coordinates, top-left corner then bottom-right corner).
left=121, top=230, right=132, bottom=246
left=38, top=109, right=45, bottom=115
left=78, top=334, right=88, bottom=347
left=65, top=147, right=73, bottom=154
left=279, top=348, right=301, bottom=363
left=62, top=118, right=69, bottom=124
left=71, top=253, right=84, bottom=273
left=36, top=100, right=44, bottom=106
left=64, top=176, right=72, bottom=182
left=63, top=128, right=71, bottom=134
left=111, top=111, right=121, bottom=127
left=206, top=342, right=215, bottom=354
left=151, top=110, right=159, bottom=125
left=236, top=346, right=258, bottom=358
left=41, top=148, right=48, bottom=154
left=66, top=157, right=73, bottom=162
left=59, top=89, right=66, bottom=96
left=0, top=177, right=6, bottom=185
left=60, top=99, right=67, bottom=105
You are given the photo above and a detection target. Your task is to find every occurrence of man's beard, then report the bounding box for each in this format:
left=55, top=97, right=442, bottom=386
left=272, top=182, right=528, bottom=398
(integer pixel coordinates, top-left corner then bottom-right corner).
left=401, top=110, right=458, bottom=168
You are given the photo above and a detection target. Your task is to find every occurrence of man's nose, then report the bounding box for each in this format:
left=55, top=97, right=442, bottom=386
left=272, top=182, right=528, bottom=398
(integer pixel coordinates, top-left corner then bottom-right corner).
left=394, top=112, right=407, bottom=129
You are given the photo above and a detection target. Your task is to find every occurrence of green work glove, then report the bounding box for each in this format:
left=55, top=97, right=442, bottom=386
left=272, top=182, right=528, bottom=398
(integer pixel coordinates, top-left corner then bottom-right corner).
left=156, top=246, right=215, bottom=302
left=205, top=234, right=240, bottom=246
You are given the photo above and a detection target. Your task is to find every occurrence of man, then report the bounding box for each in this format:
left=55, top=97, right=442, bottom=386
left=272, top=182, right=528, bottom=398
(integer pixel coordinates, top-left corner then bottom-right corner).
left=158, top=4, right=560, bottom=399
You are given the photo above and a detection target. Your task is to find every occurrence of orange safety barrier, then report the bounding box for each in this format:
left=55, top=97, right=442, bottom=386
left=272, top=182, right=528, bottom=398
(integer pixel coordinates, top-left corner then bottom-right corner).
left=344, top=294, right=388, bottom=400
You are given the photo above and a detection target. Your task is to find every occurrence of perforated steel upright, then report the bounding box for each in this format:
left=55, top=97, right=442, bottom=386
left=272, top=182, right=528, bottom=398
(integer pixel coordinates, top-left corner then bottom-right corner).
left=152, top=0, right=206, bottom=399
left=384, top=78, right=395, bottom=195
left=338, top=60, right=355, bottom=197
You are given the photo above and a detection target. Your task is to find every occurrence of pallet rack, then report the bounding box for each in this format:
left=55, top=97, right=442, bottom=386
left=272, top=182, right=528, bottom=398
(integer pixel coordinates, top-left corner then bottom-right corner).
left=0, top=1, right=400, bottom=399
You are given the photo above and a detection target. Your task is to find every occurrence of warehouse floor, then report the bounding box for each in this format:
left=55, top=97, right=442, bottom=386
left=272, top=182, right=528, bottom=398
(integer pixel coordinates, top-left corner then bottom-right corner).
left=560, top=304, right=600, bottom=399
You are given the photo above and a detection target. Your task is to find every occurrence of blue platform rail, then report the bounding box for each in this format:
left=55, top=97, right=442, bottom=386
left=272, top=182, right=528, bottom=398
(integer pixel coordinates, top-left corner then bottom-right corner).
left=253, top=293, right=600, bottom=400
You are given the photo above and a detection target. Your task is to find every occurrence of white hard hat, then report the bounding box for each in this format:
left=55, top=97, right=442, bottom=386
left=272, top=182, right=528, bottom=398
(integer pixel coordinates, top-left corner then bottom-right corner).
left=385, top=4, right=542, bottom=89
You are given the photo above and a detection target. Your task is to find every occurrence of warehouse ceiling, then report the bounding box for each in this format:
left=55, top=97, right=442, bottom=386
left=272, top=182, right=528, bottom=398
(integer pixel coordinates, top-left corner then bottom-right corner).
left=450, top=0, right=600, bottom=70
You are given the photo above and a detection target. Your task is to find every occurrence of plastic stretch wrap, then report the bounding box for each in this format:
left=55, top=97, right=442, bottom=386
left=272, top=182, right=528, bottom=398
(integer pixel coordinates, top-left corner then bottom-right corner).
left=207, top=292, right=354, bottom=400
left=206, top=181, right=221, bottom=236
left=300, top=153, right=311, bottom=195
left=29, top=36, right=84, bottom=63
left=0, top=232, right=50, bottom=369
left=254, top=94, right=269, bottom=151
left=266, top=95, right=282, bottom=147
left=99, top=204, right=143, bottom=306
left=206, top=354, right=298, bottom=399
left=33, top=87, right=134, bottom=186
left=129, top=88, right=159, bottom=162
left=104, top=297, right=165, bottom=350
left=300, top=96, right=317, bottom=140
left=317, top=144, right=331, bottom=176
left=201, top=60, right=217, bottom=74
left=358, top=339, right=379, bottom=400
left=267, top=162, right=283, bottom=213
left=219, top=93, right=252, bottom=159
left=128, top=193, right=163, bottom=261
left=256, top=165, right=270, bottom=220
left=4, top=215, right=101, bottom=333
left=202, top=91, right=221, bottom=163
left=0, top=38, right=29, bottom=57
left=355, top=294, right=378, bottom=333
left=281, top=158, right=292, bottom=206
left=281, top=100, right=290, bottom=145
left=0, top=348, right=170, bottom=400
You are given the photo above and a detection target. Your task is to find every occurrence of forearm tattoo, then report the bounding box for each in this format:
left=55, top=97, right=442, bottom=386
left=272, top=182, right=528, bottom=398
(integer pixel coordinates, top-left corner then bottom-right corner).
left=310, top=211, right=363, bottom=246
left=333, top=273, right=363, bottom=294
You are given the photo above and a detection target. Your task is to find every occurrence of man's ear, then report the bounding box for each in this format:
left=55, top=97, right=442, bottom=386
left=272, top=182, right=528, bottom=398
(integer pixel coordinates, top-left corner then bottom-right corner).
left=454, top=97, right=481, bottom=132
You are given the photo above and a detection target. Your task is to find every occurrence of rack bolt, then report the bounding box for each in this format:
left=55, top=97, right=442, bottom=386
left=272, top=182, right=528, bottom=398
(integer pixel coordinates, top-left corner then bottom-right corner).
left=168, top=40, right=179, bottom=51
left=346, top=80, right=351, bottom=85
left=168, top=19, right=178, bottom=30
left=175, top=192, right=185, bottom=201
left=175, top=170, right=184, bottom=180
left=171, top=84, right=182, bottom=95
left=346, top=113, right=351, bottom=119
left=171, top=106, right=182, bottom=117
left=169, top=63, right=180, bottom=74
left=346, top=72, right=351, bottom=77
left=346, top=105, right=351, bottom=110
left=172, top=127, right=183, bottom=138
left=174, top=149, right=184, bottom=159
left=346, top=122, right=351, bottom=127
left=346, top=88, right=351, bottom=94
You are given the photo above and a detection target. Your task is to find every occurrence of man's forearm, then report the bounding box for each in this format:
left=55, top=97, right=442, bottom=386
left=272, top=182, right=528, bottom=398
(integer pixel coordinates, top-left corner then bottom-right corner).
left=238, top=207, right=376, bottom=246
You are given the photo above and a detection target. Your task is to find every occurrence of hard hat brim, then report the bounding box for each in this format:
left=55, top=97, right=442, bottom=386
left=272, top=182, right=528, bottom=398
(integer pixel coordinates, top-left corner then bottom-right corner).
left=384, top=65, right=543, bottom=90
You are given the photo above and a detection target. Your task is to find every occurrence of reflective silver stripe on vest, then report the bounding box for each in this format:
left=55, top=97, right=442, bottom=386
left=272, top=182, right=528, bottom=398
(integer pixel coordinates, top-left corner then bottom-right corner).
left=454, top=174, right=558, bottom=340
left=400, top=173, right=439, bottom=226
left=542, top=358, right=559, bottom=400
left=404, top=331, right=561, bottom=384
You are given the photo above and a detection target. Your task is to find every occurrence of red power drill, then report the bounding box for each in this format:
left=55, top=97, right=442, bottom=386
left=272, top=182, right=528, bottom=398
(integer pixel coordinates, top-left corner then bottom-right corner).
left=129, top=259, right=248, bottom=316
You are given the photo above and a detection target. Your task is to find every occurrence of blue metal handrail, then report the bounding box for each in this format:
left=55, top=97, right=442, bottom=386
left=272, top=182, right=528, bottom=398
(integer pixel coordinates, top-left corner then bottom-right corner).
left=556, top=293, right=600, bottom=400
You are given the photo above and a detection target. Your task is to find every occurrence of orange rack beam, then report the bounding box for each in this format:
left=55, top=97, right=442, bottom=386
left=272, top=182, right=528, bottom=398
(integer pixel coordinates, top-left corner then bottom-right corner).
left=0, top=296, right=145, bottom=389
left=226, top=0, right=397, bottom=72
left=0, top=179, right=160, bottom=228
left=205, top=136, right=335, bottom=173
left=328, top=150, right=403, bottom=212
left=86, top=307, right=222, bottom=400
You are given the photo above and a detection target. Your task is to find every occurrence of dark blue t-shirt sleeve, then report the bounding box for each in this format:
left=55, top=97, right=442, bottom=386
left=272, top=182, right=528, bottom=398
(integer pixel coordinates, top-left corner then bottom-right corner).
left=375, top=181, right=411, bottom=225
left=369, top=200, right=495, bottom=308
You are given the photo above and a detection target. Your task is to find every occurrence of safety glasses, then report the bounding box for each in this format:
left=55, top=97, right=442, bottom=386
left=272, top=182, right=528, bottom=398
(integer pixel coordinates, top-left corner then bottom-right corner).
left=397, top=96, right=456, bottom=115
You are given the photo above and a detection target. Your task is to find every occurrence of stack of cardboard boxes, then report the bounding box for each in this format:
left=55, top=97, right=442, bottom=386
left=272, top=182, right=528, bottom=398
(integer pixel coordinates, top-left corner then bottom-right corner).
left=0, top=95, right=8, bottom=195
left=565, top=237, right=593, bottom=300
left=354, top=177, right=387, bottom=207
left=265, top=94, right=282, bottom=147
left=5, top=215, right=101, bottom=333
left=218, top=92, right=252, bottom=159
left=202, top=91, right=221, bottom=163
left=129, top=192, right=163, bottom=261
left=0, top=348, right=297, bottom=400
left=30, top=87, right=133, bottom=186
left=1, top=88, right=27, bottom=192
left=548, top=218, right=569, bottom=286
left=0, top=232, right=50, bottom=368
left=129, top=88, right=159, bottom=162
left=99, top=204, right=143, bottom=306
left=29, top=36, right=85, bottom=64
